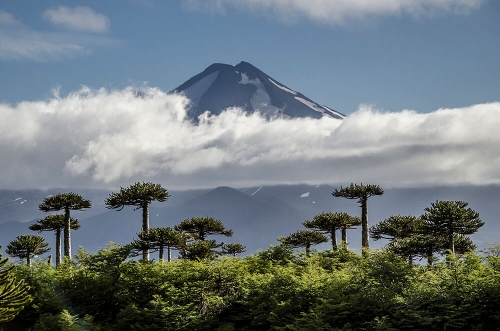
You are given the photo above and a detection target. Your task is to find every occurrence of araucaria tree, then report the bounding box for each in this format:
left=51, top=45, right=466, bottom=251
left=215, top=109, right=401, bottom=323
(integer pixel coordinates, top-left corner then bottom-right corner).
left=421, top=200, right=484, bottom=254
left=222, top=243, right=246, bottom=257
left=0, top=250, right=31, bottom=323
left=175, top=217, right=233, bottom=241
left=281, top=230, right=328, bottom=256
left=105, top=182, right=170, bottom=261
left=332, top=183, right=384, bottom=252
left=29, top=214, right=80, bottom=266
left=303, top=212, right=360, bottom=250
left=175, top=217, right=233, bottom=260
left=135, top=227, right=185, bottom=262
left=6, top=235, right=51, bottom=267
left=39, top=193, right=91, bottom=260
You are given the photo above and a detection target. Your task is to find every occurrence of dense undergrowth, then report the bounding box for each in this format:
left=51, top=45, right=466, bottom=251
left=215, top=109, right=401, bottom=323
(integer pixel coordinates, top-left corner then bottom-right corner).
left=4, top=244, right=500, bottom=331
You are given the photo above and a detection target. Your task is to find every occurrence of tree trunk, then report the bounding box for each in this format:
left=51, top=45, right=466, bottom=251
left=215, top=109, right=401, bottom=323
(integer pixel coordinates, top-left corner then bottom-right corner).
left=341, top=228, right=347, bottom=246
left=306, top=244, right=311, bottom=257
left=361, top=197, right=369, bottom=255
left=449, top=230, right=455, bottom=255
left=64, top=207, right=71, bottom=260
left=159, top=243, right=164, bottom=261
left=55, top=228, right=61, bottom=266
left=48, top=255, right=52, bottom=265
left=167, top=245, right=171, bottom=262
left=331, top=229, right=338, bottom=250
left=142, top=203, right=149, bottom=261
left=27, top=249, right=31, bottom=267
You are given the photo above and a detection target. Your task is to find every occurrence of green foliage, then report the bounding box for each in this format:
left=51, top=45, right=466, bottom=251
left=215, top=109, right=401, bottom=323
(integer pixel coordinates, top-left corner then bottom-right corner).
left=421, top=200, right=484, bottom=254
left=175, top=217, right=233, bottom=241
left=222, top=243, right=246, bottom=257
left=39, top=193, right=91, bottom=213
left=281, top=230, right=328, bottom=256
left=105, top=182, right=169, bottom=211
left=6, top=235, right=50, bottom=266
left=0, top=252, right=31, bottom=323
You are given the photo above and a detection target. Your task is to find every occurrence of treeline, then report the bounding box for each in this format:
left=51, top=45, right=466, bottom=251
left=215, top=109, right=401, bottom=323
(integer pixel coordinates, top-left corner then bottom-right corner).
left=3, top=245, right=500, bottom=330
left=0, top=182, right=495, bottom=330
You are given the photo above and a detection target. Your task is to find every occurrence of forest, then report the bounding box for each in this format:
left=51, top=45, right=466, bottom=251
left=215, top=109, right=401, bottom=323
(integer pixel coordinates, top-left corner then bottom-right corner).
left=1, top=182, right=499, bottom=331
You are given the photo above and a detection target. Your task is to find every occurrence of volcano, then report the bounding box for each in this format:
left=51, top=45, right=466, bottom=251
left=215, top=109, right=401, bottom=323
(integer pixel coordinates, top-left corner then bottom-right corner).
left=173, top=61, right=345, bottom=120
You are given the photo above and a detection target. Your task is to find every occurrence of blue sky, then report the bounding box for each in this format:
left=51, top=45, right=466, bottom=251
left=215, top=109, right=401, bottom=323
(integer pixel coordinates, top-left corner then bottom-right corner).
left=1, top=1, right=500, bottom=190
left=1, top=0, right=498, bottom=114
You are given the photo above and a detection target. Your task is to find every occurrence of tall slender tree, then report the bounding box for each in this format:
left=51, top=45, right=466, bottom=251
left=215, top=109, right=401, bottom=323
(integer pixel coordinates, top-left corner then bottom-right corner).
left=0, top=250, right=31, bottom=323
left=135, top=227, right=185, bottom=262
left=421, top=200, right=484, bottom=254
left=105, top=182, right=170, bottom=261
left=39, top=193, right=91, bottom=260
left=303, top=212, right=360, bottom=250
left=281, top=230, right=328, bottom=257
left=29, top=215, right=80, bottom=266
left=6, top=235, right=50, bottom=267
left=332, top=183, right=384, bottom=253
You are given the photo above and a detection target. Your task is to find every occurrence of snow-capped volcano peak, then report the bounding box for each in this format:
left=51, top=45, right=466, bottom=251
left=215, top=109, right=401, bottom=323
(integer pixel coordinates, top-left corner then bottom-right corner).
left=173, top=61, right=344, bottom=120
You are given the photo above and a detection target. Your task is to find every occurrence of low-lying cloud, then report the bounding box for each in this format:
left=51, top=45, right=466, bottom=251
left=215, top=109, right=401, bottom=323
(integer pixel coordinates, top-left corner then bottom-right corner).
left=182, top=0, right=485, bottom=25
left=1, top=86, right=499, bottom=190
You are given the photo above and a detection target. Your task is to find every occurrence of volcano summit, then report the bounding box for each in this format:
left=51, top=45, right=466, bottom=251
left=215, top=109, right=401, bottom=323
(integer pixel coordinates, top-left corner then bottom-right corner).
left=173, top=61, right=345, bottom=120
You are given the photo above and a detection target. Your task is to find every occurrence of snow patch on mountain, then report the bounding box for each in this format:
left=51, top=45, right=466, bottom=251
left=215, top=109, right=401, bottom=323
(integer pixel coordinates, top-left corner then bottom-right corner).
left=269, top=78, right=297, bottom=95
left=294, top=97, right=326, bottom=115
left=322, top=105, right=346, bottom=119
left=12, top=197, right=22, bottom=201
left=251, top=186, right=263, bottom=195
left=300, top=192, right=310, bottom=198
left=20, top=200, right=27, bottom=205
left=239, top=73, right=283, bottom=117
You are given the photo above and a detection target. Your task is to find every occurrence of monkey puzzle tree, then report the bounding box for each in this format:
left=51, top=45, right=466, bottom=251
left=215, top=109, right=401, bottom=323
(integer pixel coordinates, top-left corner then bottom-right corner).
left=39, top=193, right=91, bottom=260
left=174, top=217, right=233, bottom=241
left=0, top=250, right=31, bottom=323
left=339, top=214, right=362, bottom=248
left=105, top=182, right=170, bottom=261
left=135, top=227, right=185, bottom=262
left=332, top=183, right=384, bottom=252
left=6, top=235, right=50, bottom=267
left=29, top=214, right=80, bottom=266
left=303, top=212, right=360, bottom=250
left=281, top=230, right=328, bottom=257
left=222, top=243, right=246, bottom=257
left=421, top=200, right=484, bottom=254
left=175, top=217, right=233, bottom=260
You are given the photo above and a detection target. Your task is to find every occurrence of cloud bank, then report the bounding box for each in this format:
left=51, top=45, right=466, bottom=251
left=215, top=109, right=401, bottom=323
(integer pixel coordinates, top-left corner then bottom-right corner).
left=1, top=86, right=499, bottom=190
left=182, top=0, right=485, bottom=24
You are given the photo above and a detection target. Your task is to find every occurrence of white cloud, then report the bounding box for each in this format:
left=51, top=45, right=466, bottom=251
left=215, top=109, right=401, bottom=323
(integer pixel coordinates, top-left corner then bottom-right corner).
left=0, top=10, right=117, bottom=61
left=1, top=86, right=499, bottom=190
left=182, top=0, right=485, bottom=24
left=43, top=6, right=110, bottom=33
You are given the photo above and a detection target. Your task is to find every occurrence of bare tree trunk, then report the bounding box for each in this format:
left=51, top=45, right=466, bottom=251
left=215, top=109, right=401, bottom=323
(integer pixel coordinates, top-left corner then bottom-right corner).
left=449, top=230, right=455, bottom=255
left=142, top=203, right=149, bottom=261
left=55, top=228, right=61, bottom=266
left=64, top=207, right=71, bottom=260
left=27, top=250, right=31, bottom=267
left=341, top=228, right=347, bottom=245
left=167, top=245, right=171, bottom=262
left=361, top=197, right=369, bottom=256
left=331, top=229, right=338, bottom=250
left=159, top=243, right=164, bottom=261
